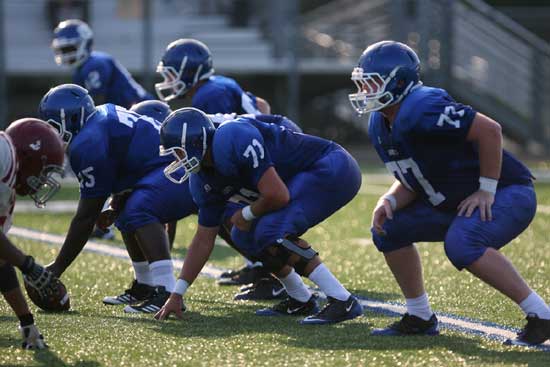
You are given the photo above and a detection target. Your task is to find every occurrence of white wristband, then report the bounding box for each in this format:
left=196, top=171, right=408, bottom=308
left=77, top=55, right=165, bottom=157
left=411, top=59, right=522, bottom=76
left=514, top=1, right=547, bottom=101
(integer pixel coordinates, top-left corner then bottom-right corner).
left=241, top=205, right=257, bottom=221
left=382, top=194, right=397, bottom=211
left=173, top=279, right=189, bottom=296
left=479, top=177, right=498, bottom=194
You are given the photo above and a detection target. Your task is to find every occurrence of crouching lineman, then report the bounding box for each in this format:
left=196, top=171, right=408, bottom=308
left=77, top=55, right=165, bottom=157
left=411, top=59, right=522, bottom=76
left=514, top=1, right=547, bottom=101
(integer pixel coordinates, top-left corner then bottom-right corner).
left=0, top=118, right=66, bottom=349
left=38, top=84, right=197, bottom=314
left=52, top=19, right=155, bottom=240
left=156, top=38, right=279, bottom=297
left=349, top=40, right=550, bottom=345
left=155, top=108, right=364, bottom=324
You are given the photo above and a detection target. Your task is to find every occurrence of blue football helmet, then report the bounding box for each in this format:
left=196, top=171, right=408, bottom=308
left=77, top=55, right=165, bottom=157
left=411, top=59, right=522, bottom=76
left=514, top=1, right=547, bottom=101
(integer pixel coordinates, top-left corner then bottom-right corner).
left=159, top=108, right=216, bottom=183
left=51, top=19, right=93, bottom=67
left=38, top=84, right=96, bottom=145
left=130, top=100, right=172, bottom=123
left=349, top=40, right=421, bottom=115
left=155, top=39, right=214, bottom=102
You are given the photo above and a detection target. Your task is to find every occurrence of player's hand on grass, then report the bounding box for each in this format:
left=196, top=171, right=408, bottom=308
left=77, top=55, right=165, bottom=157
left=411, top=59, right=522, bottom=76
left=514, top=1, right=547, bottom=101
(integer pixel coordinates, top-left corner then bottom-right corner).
left=22, top=257, right=56, bottom=297
left=230, top=209, right=252, bottom=232
left=19, top=324, right=47, bottom=350
left=155, top=293, right=185, bottom=321
left=372, top=197, right=394, bottom=235
left=457, top=190, right=494, bottom=221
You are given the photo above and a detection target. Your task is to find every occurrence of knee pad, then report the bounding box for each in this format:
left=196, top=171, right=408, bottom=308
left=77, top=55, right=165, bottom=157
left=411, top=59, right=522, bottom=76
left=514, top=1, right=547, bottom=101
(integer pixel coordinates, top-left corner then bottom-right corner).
left=0, top=263, right=19, bottom=293
left=259, top=237, right=318, bottom=276
left=444, top=229, right=485, bottom=270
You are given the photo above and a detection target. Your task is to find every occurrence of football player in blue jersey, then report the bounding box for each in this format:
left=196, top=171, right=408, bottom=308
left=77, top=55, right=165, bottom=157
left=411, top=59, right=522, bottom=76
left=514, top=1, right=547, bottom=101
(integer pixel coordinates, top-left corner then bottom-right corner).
left=52, top=19, right=156, bottom=240
left=38, top=84, right=197, bottom=314
left=155, top=38, right=270, bottom=115
left=51, top=19, right=154, bottom=109
left=349, top=40, right=550, bottom=345
left=156, top=38, right=280, bottom=296
left=154, top=108, right=364, bottom=325
left=128, top=100, right=179, bottom=247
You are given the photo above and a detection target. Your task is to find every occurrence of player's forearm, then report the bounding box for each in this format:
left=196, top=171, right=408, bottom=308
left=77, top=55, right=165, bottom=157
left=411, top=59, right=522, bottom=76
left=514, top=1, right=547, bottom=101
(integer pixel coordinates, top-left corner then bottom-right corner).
left=476, top=128, right=502, bottom=181
left=178, top=227, right=217, bottom=285
left=385, top=180, right=417, bottom=210
left=467, top=113, right=502, bottom=180
left=250, top=193, right=289, bottom=217
left=0, top=232, right=27, bottom=268
left=53, top=214, right=97, bottom=275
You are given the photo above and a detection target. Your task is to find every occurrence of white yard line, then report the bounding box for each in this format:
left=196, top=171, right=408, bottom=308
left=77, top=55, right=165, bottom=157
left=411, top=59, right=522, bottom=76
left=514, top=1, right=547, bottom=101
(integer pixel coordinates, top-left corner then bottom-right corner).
left=9, top=226, right=550, bottom=350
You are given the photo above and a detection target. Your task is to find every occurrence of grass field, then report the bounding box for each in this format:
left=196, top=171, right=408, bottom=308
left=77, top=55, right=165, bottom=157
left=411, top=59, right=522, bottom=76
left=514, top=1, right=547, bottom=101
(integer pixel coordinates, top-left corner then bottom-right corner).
left=1, top=178, right=550, bottom=366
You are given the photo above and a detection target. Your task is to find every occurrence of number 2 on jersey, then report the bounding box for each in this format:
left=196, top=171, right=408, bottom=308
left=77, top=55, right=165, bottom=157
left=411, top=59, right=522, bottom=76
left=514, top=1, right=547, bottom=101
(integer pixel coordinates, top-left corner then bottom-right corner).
left=243, top=139, right=265, bottom=168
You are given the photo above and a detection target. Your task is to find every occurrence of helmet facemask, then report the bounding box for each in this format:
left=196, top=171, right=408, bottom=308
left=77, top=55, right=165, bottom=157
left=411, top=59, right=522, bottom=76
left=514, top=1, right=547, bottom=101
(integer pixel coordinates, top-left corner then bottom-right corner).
left=155, top=57, right=214, bottom=102
left=45, top=107, right=92, bottom=146
left=159, top=123, right=208, bottom=184
left=51, top=37, right=89, bottom=68
left=348, top=67, right=398, bottom=115
left=27, top=164, right=65, bottom=208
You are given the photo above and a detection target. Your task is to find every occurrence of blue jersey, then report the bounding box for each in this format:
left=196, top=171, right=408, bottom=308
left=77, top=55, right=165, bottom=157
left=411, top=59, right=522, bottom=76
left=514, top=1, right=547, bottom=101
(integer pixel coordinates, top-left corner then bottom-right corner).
left=368, top=86, right=533, bottom=210
left=74, top=51, right=154, bottom=108
left=209, top=113, right=303, bottom=133
left=190, top=117, right=334, bottom=226
left=192, top=75, right=260, bottom=114
left=68, top=104, right=170, bottom=198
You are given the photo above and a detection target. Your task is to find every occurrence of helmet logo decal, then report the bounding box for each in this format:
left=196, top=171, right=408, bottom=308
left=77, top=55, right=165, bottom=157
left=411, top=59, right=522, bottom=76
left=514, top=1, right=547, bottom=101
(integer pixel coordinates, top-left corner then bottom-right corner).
left=29, top=140, right=42, bottom=151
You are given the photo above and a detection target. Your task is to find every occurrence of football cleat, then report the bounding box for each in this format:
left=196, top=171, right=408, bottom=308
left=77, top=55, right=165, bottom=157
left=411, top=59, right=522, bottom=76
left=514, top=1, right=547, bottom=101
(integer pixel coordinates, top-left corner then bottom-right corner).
left=218, top=265, right=268, bottom=286
left=504, top=314, right=550, bottom=346
left=90, top=226, right=116, bottom=240
left=124, top=286, right=186, bottom=314
left=103, top=280, right=155, bottom=305
left=371, top=313, right=439, bottom=336
left=256, top=294, right=319, bottom=317
left=233, top=277, right=287, bottom=301
left=300, top=295, right=363, bottom=325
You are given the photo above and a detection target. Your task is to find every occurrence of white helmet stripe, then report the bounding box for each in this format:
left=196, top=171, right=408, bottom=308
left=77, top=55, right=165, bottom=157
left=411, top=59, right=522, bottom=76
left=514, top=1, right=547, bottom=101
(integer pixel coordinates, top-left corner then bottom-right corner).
left=201, top=126, right=207, bottom=158
left=181, top=122, right=187, bottom=148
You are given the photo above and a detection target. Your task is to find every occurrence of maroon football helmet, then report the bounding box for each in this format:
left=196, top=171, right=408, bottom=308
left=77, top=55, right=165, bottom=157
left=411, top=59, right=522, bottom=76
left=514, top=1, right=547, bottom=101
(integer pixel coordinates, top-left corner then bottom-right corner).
left=5, top=118, right=65, bottom=207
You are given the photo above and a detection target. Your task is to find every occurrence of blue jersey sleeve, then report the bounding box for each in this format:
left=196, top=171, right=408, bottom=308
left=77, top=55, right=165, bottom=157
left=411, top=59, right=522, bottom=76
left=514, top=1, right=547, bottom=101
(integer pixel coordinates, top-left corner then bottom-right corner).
left=189, top=174, right=225, bottom=227
left=69, top=143, right=116, bottom=199
left=76, top=58, right=112, bottom=97
left=405, top=90, right=476, bottom=141
left=193, top=87, right=235, bottom=114
left=214, top=122, right=273, bottom=187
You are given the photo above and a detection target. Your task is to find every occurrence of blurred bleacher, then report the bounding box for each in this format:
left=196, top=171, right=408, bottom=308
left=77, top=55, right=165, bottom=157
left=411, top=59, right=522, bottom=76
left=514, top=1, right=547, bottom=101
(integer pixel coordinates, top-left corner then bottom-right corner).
left=2, top=0, right=549, bottom=153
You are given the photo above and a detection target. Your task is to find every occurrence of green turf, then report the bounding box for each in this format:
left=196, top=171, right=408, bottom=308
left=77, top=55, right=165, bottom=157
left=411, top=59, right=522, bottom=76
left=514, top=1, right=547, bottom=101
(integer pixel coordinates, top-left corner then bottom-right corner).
left=2, top=182, right=550, bottom=366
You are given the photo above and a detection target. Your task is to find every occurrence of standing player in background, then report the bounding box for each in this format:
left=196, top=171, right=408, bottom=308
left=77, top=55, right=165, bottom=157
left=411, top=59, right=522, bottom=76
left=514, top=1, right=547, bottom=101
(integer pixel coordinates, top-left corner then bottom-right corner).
left=51, top=19, right=154, bottom=108
left=155, top=38, right=280, bottom=299
left=349, top=40, right=550, bottom=346
left=39, top=85, right=197, bottom=314
left=155, top=108, right=364, bottom=325
left=0, top=118, right=66, bottom=349
left=51, top=19, right=155, bottom=240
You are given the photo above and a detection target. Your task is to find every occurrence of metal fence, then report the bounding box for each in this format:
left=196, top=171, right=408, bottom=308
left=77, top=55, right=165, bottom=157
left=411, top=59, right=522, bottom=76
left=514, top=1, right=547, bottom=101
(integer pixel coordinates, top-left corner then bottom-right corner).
left=299, top=0, right=550, bottom=153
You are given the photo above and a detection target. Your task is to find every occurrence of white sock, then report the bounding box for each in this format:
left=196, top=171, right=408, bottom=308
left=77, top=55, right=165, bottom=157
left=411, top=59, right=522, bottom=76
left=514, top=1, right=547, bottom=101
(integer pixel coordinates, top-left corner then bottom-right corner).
left=308, top=264, right=350, bottom=301
left=149, top=260, right=175, bottom=293
left=519, top=292, right=550, bottom=320
left=279, top=269, right=312, bottom=302
left=406, top=293, right=433, bottom=321
left=132, top=261, right=153, bottom=286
